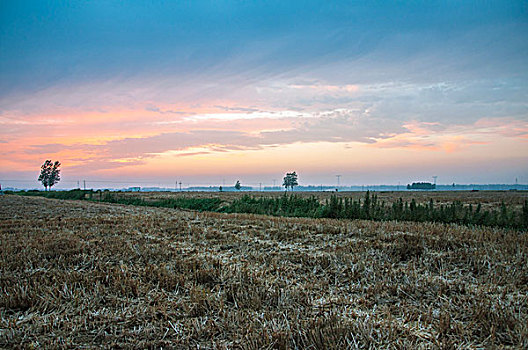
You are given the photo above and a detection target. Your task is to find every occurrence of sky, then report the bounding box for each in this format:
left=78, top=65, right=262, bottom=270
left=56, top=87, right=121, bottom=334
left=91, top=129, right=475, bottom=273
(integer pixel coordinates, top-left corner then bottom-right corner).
left=1, top=1, right=527, bottom=188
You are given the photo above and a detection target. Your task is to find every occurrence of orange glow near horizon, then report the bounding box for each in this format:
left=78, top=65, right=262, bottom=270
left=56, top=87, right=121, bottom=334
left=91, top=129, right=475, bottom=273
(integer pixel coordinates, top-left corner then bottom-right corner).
left=1, top=104, right=527, bottom=184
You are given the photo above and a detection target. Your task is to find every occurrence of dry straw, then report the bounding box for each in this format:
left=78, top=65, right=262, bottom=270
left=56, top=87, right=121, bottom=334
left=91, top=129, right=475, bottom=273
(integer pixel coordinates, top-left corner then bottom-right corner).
left=1, top=194, right=527, bottom=348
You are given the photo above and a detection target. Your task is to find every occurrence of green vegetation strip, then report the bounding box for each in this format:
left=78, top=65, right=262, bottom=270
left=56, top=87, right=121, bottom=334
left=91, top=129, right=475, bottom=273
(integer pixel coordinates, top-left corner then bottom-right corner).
left=9, top=189, right=528, bottom=229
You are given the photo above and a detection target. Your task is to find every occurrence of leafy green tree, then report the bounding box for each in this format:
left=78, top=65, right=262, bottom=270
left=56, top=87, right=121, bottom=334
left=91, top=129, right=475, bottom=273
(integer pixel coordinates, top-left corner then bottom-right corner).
left=282, top=172, right=299, bottom=191
left=235, top=180, right=241, bottom=191
left=38, top=160, right=61, bottom=191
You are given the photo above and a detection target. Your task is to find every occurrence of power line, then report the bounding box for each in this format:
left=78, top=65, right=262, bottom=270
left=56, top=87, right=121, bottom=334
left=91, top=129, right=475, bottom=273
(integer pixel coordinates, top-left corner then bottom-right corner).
left=0, top=179, right=206, bottom=185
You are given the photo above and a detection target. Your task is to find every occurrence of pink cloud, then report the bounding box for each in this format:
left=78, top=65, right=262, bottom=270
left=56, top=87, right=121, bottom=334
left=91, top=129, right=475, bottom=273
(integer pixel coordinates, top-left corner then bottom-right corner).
left=1, top=99, right=526, bottom=178
left=472, top=117, right=528, bottom=138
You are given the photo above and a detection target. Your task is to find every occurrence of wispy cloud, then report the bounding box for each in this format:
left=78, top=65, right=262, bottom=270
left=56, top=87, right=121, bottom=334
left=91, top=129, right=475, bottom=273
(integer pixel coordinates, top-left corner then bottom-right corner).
left=145, top=105, right=191, bottom=115
left=371, top=118, right=527, bottom=153
left=14, top=111, right=525, bottom=175
left=213, top=105, right=261, bottom=113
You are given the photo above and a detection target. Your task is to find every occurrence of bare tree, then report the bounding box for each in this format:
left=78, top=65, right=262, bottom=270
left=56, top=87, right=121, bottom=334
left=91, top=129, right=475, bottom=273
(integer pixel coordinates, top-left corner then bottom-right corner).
left=38, top=160, right=61, bottom=191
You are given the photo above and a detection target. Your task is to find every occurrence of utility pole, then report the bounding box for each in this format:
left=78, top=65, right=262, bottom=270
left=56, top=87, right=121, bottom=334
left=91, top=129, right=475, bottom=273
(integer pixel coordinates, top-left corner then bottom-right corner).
left=179, top=181, right=182, bottom=191
left=83, top=180, right=86, bottom=190
left=432, top=176, right=438, bottom=189
left=272, top=179, right=277, bottom=188
left=77, top=180, right=80, bottom=189
left=175, top=181, right=177, bottom=191
left=259, top=183, right=262, bottom=191
left=336, top=175, right=341, bottom=186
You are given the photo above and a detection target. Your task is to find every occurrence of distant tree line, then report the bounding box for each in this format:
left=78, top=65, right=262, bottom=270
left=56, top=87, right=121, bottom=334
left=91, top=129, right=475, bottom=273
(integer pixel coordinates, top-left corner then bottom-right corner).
left=407, top=182, right=435, bottom=190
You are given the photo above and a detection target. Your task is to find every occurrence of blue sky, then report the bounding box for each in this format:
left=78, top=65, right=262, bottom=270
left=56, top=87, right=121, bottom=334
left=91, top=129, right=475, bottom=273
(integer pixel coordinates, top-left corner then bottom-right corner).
left=1, top=1, right=527, bottom=187
left=2, top=1, right=526, bottom=94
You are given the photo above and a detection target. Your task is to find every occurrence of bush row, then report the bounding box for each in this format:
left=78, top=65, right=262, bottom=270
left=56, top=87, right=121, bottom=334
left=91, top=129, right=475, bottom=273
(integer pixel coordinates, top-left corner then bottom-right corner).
left=225, top=193, right=528, bottom=229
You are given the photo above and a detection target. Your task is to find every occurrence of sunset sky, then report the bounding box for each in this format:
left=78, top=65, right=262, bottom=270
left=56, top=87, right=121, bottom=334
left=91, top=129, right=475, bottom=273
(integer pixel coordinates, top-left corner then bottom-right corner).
left=1, top=1, right=527, bottom=188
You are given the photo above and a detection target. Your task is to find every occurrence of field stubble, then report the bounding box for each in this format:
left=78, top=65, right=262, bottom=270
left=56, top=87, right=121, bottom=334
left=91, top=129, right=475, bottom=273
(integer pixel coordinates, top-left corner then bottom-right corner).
left=0, top=195, right=527, bottom=348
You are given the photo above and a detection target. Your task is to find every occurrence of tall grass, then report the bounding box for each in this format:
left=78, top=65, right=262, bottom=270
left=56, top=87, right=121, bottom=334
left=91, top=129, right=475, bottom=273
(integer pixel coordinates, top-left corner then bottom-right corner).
left=226, top=192, right=527, bottom=229
left=222, top=194, right=322, bottom=217
left=11, top=189, right=90, bottom=200
left=98, top=191, right=223, bottom=212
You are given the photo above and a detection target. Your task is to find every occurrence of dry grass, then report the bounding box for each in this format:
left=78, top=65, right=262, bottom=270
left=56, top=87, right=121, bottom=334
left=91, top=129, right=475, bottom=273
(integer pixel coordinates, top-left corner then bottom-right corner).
left=1, top=194, right=527, bottom=348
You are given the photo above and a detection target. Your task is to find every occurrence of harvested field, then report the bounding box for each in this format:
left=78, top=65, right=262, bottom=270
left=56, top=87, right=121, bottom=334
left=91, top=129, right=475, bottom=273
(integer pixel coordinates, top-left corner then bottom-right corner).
left=1, top=194, right=527, bottom=348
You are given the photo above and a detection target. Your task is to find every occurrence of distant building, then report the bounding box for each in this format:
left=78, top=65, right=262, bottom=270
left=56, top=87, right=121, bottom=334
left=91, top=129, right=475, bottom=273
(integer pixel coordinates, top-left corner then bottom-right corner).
left=126, top=187, right=141, bottom=192
left=407, top=182, right=436, bottom=190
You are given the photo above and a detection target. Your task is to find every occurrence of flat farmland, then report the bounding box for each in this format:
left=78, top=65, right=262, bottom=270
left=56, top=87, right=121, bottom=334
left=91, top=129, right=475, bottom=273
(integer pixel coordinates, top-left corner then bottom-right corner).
left=118, top=190, right=528, bottom=210
left=1, top=194, right=527, bottom=348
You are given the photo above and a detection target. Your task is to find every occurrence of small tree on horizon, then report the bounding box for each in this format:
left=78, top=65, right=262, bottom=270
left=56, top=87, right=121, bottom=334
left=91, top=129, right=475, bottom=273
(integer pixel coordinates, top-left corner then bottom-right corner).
left=235, top=180, right=241, bottom=191
left=283, top=172, right=299, bottom=191
left=38, top=160, right=61, bottom=191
